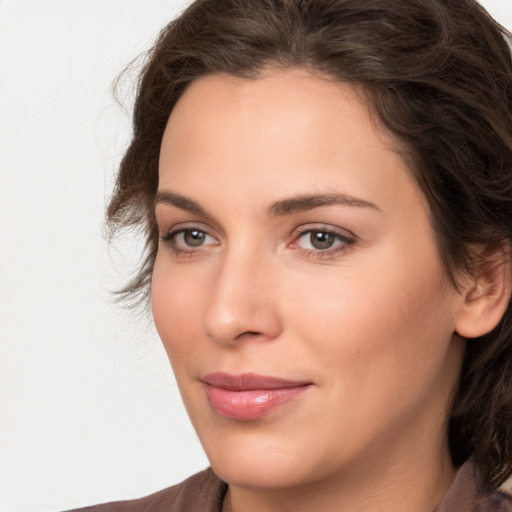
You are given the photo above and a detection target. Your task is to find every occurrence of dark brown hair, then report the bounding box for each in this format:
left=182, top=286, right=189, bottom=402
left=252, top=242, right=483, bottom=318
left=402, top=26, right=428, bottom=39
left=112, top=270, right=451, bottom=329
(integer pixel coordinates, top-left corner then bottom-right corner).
left=108, top=0, right=512, bottom=489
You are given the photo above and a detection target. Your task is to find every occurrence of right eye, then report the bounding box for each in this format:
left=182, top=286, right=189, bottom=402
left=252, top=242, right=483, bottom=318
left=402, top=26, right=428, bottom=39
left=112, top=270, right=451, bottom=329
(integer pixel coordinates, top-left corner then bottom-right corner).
left=161, top=228, right=219, bottom=255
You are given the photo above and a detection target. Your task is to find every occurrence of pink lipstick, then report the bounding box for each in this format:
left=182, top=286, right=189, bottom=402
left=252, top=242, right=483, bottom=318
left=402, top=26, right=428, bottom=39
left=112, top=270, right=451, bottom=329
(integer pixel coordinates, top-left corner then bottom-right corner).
left=202, top=372, right=312, bottom=420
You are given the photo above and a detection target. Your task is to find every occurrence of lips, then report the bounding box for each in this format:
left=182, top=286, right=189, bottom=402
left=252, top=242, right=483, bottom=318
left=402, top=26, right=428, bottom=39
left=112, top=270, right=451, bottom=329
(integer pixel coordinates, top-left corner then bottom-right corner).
left=202, top=372, right=313, bottom=420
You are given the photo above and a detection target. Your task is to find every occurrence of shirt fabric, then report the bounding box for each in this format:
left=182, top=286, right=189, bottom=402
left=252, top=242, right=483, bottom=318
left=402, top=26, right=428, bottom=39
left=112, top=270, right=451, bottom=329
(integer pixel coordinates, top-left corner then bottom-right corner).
left=67, top=461, right=512, bottom=512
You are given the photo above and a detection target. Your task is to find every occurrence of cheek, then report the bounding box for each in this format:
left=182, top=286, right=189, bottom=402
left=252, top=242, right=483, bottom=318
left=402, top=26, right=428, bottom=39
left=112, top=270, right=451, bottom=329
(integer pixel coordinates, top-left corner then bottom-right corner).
left=287, top=245, right=457, bottom=385
left=151, top=257, right=206, bottom=365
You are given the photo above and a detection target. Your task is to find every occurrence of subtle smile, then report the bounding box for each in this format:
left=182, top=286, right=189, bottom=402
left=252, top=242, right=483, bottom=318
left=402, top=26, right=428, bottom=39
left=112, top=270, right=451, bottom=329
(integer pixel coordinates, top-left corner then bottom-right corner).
left=202, top=372, right=314, bottom=420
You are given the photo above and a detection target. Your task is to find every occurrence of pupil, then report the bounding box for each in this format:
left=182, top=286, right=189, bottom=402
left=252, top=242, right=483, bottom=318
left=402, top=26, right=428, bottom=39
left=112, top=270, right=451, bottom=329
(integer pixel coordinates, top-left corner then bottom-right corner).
left=311, top=231, right=334, bottom=249
left=185, top=230, right=205, bottom=247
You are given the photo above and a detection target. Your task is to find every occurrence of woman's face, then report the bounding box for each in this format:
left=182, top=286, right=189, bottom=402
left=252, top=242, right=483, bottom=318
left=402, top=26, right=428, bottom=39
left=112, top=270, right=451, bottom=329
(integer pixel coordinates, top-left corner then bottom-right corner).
left=152, top=70, right=465, bottom=490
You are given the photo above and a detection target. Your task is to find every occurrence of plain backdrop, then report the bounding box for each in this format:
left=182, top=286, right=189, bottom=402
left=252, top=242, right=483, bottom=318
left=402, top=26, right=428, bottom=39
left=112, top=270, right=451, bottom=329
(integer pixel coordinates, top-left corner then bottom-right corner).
left=0, top=1, right=511, bottom=511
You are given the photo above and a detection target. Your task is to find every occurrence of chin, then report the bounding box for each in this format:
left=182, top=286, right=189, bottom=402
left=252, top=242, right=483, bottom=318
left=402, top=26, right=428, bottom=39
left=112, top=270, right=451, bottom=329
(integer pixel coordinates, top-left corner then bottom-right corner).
left=209, top=449, right=308, bottom=490
left=195, top=420, right=329, bottom=490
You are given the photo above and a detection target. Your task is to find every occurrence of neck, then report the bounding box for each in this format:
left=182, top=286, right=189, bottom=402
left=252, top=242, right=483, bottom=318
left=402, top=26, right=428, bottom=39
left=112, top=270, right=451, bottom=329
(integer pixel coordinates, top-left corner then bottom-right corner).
left=224, top=433, right=457, bottom=512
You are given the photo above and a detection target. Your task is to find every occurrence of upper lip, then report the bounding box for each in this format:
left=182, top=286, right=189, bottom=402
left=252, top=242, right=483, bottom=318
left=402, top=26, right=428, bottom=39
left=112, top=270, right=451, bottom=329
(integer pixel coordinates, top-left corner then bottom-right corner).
left=202, top=372, right=312, bottom=391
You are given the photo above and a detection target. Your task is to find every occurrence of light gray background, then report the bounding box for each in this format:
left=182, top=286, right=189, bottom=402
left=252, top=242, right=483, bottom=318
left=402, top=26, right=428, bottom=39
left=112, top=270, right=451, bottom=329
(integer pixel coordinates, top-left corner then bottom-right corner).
left=1, top=1, right=511, bottom=511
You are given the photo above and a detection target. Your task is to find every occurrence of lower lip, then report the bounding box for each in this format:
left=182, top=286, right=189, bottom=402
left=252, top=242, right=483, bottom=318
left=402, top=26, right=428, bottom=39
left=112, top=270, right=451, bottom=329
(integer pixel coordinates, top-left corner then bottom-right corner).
left=205, top=384, right=311, bottom=420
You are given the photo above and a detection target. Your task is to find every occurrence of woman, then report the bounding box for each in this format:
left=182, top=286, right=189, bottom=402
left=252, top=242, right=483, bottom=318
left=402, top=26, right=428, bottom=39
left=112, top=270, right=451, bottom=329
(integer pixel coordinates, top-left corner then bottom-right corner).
left=73, top=0, right=512, bottom=510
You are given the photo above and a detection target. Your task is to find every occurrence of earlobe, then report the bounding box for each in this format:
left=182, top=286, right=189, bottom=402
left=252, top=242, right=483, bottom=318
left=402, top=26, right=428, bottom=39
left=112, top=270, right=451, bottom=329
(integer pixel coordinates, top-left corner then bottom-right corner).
left=455, top=245, right=512, bottom=339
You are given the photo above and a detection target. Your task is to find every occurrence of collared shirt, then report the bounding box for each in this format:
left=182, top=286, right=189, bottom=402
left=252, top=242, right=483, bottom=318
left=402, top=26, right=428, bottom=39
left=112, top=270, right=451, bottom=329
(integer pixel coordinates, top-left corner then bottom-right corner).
left=434, top=462, right=512, bottom=512
left=68, top=462, right=512, bottom=511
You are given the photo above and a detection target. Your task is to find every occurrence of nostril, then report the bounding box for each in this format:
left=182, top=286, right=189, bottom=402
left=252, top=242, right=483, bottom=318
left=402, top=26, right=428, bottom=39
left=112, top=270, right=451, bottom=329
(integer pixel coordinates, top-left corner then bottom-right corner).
left=234, top=331, right=262, bottom=340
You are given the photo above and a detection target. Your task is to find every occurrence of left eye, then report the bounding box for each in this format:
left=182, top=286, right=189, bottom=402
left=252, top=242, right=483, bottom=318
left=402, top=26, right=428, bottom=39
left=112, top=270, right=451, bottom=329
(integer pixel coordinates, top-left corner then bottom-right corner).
left=294, top=229, right=352, bottom=251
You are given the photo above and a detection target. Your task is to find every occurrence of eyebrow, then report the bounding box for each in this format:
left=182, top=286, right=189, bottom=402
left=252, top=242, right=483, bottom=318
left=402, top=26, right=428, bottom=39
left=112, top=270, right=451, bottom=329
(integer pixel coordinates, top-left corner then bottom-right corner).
left=154, top=190, right=380, bottom=216
left=266, top=193, right=380, bottom=216
left=154, top=191, right=207, bottom=215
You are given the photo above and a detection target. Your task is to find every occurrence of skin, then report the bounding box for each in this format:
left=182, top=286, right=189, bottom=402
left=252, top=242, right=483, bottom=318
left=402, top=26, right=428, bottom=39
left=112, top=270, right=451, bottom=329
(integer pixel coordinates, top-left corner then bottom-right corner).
left=152, top=69, right=469, bottom=512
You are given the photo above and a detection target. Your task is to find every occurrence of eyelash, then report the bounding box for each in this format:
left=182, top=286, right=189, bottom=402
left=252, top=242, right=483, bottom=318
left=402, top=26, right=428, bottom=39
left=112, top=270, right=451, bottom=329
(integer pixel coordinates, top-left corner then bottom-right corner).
left=291, top=227, right=356, bottom=259
left=159, top=225, right=356, bottom=259
left=160, top=226, right=218, bottom=257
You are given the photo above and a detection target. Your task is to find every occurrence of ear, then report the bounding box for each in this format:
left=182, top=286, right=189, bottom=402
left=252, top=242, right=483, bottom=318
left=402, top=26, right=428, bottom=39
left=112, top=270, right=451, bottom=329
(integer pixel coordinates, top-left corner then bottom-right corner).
left=455, top=244, right=512, bottom=339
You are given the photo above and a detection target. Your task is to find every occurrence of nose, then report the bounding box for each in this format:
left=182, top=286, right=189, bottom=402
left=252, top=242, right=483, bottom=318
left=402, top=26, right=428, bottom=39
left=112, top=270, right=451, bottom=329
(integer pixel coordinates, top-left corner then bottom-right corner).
left=203, top=249, right=283, bottom=346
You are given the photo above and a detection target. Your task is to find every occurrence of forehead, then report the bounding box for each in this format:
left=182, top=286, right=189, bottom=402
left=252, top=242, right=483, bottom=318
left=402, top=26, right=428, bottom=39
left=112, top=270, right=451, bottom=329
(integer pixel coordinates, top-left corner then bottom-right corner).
left=162, top=69, right=391, bottom=159
left=158, top=69, right=424, bottom=217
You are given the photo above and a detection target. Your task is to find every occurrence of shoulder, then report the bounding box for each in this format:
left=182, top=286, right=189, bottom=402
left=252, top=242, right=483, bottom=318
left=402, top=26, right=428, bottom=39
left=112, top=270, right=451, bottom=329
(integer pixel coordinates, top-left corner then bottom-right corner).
left=63, top=468, right=227, bottom=512
left=474, top=488, right=512, bottom=512
left=435, top=461, right=512, bottom=512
